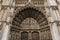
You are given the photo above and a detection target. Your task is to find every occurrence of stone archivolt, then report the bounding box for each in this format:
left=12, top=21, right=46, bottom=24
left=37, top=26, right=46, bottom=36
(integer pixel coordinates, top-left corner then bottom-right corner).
left=0, top=0, right=60, bottom=40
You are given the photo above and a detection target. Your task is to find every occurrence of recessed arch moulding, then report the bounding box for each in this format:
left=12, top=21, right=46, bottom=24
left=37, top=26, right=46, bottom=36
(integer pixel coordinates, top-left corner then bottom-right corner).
left=11, top=6, right=50, bottom=29
left=9, top=6, right=52, bottom=40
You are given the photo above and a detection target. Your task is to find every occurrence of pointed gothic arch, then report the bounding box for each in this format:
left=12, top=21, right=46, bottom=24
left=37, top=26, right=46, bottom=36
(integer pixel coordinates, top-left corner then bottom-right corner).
left=12, top=7, right=48, bottom=28
left=10, top=6, right=52, bottom=40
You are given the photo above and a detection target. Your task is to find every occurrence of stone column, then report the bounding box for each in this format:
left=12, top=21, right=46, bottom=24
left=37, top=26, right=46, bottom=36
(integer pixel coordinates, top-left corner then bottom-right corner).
left=45, top=6, right=58, bottom=40
left=48, top=7, right=60, bottom=40
left=49, top=22, right=60, bottom=40
left=46, top=0, right=60, bottom=40
left=46, top=7, right=60, bottom=40
left=1, top=7, right=11, bottom=40
left=45, top=7, right=60, bottom=40
left=1, top=0, right=14, bottom=40
left=1, top=23, right=10, bottom=40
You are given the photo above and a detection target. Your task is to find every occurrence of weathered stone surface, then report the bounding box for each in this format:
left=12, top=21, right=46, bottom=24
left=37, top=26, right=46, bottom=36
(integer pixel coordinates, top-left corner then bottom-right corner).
left=0, top=0, right=60, bottom=40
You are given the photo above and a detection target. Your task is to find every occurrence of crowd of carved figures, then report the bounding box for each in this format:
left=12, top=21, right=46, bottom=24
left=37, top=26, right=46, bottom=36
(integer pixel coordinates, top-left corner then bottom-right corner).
left=8, top=8, right=52, bottom=40
left=9, top=29, right=52, bottom=40
left=1, top=0, right=60, bottom=40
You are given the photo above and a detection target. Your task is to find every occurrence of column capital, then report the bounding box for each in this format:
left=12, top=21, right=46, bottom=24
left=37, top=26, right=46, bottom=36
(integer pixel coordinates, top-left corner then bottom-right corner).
left=47, top=6, right=58, bottom=10
left=49, top=20, right=60, bottom=24
left=49, top=21, right=57, bottom=25
left=0, top=21, right=11, bottom=25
